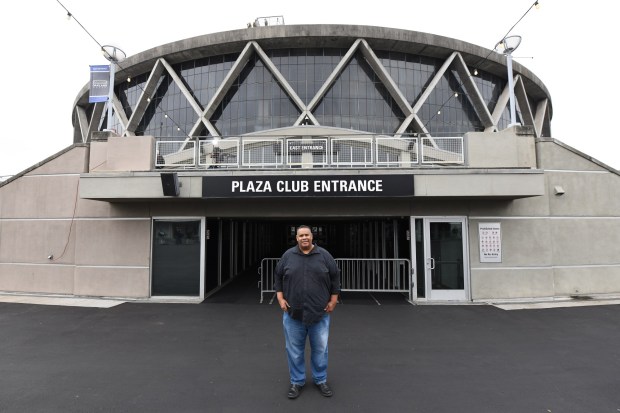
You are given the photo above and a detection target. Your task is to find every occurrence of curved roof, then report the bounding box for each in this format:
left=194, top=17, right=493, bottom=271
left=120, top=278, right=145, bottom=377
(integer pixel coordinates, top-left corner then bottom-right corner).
left=74, top=24, right=551, bottom=111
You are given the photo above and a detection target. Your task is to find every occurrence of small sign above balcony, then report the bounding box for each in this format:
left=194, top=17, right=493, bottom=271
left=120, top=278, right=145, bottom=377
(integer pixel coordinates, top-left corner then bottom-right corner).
left=286, top=140, right=327, bottom=154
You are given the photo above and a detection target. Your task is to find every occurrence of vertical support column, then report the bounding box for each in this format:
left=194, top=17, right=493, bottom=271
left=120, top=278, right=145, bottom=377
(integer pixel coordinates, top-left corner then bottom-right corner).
left=507, top=53, right=518, bottom=126
left=107, top=62, right=115, bottom=131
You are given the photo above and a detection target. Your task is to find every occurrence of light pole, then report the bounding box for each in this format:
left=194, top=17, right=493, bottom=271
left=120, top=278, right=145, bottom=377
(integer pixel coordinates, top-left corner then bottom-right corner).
left=495, top=35, right=522, bottom=127
left=101, top=45, right=126, bottom=132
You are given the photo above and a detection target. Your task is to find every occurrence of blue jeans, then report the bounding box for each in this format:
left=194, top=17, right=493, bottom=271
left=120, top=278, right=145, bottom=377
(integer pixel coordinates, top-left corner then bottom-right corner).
left=283, top=311, right=330, bottom=386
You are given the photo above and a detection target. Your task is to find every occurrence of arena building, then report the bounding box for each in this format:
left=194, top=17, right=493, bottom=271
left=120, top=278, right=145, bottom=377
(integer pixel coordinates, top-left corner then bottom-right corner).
left=1, top=24, right=619, bottom=304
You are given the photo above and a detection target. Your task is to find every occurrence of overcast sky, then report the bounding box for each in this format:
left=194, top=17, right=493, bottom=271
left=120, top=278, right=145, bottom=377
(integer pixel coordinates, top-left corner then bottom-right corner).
left=1, top=0, right=618, bottom=178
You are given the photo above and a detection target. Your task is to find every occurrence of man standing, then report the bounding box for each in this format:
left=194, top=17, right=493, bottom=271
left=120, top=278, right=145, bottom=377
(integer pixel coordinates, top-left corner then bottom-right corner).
left=274, top=225, right=340, bottom=399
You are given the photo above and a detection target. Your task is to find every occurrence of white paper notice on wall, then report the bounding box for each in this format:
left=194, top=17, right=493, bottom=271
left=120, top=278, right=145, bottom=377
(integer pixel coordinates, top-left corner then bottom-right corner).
left=479, top=222, right=502, bottom=263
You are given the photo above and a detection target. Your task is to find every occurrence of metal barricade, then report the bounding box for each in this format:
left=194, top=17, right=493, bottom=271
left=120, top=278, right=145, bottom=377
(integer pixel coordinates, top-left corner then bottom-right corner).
left=259, top=258, right=280, bottom=303
left=337, top=258, right=412, bottom=302
left=259, top=257, right=413, bottom=303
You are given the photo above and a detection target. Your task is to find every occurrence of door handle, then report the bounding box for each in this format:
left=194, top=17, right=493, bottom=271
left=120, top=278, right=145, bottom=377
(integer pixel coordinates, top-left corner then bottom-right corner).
left=428, top=257, right=435, bottom=270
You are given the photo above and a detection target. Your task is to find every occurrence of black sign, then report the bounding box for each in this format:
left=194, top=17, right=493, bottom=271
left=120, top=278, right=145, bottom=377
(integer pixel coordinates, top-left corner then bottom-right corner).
left=202, top=175, right=414, bottom=198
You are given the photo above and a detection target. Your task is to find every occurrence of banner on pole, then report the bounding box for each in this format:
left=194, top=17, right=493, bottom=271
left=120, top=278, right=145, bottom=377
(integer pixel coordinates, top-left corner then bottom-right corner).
left=89, top=65, right=110, bottom=103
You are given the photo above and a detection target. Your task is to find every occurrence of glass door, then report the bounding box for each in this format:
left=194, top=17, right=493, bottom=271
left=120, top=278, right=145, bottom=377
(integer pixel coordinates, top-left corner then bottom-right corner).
left=152, top=218, right=205, bottom=298
left=411, top=217, right=469, bottom=301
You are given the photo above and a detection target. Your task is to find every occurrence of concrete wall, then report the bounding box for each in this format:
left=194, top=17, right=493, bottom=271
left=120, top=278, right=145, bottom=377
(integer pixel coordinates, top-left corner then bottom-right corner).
left=0, top=146, right=151, bottom=298
left=466, top=127, right=537, bottom=169
left=468, top=139, right=620, bottom=301
left=90, top=136, right=154, bottom=172
left=1, top=135, right=619, bottom=302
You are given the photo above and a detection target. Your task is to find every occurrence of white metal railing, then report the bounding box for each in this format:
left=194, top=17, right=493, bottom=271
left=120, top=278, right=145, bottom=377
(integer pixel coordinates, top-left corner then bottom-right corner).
left=252, top=15, right=285, bottom=27
left=155, top=135, right=463, bottom=169
left=331, top=137, right=374, bottom=167
left=198, top=138, right=240, bottom=168
left=242, top=138, right=284, bottom=168
left=258, top=257, right=413, bottom=303
left=376, top=137, right=418, bottom=167
left=156, top=140, right=196, bottom=168
left=421, top=137, right=464, bottom=164
left=286, top=138, right=329, bottom=167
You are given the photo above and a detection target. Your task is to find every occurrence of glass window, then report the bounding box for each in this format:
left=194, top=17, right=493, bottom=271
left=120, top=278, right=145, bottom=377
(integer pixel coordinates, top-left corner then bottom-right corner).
left=103, top=43, right=534, bottom=138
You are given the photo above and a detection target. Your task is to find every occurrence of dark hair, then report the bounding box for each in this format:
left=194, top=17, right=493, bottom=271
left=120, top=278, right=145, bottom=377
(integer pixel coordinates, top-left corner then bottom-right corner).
left=296, top=225, right=312, bottom=234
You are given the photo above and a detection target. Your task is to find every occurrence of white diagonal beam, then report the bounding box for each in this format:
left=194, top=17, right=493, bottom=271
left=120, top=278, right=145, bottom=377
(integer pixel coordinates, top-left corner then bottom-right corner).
left=534, top=99, right=548, bottom=137
left=252, top=41, right=307, bottom=121
left=125, top=60, right=166, bottom=134
left=412, top=52, right=457, bottom=114
left=160, top=58, right=207, bottom=133
left=112, top=94, right=130, bottom=135
left=75, top=106, right=89, bottom=143
left=453, top=53, right=494, bottom=128
left=514, top=75, right=535, bottom=128
left=359, top=39, right=413, bottom=117
left=189, top=42, right=256, bottom=137
left=491, top=79, right=512, bottom=127
left=87, top=102, right=106, bottom=141
left=295, top=110, right=320, bottom=125
left=410, top=52, right=459, bottom=144
left=306, top=39, right=363, bottom=113
left=395, top=113, right=430, bottom=136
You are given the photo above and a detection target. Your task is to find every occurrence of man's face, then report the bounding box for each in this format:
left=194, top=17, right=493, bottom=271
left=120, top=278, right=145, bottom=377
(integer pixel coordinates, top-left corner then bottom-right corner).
left=296, top=227, right=313, bottom=250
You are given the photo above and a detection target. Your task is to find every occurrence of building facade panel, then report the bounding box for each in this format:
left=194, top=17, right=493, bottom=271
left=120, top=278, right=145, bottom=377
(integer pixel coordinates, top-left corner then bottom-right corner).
left=466, top=130, right=536, bottom=168
left=74, top=219, right=152, bottom=267
left=74, top=267, right=150, bottom=298
left=550, top=219, right=620, bottom=266
left=545, top=171, right=620, bottom=217
left=75, top=199, right=151, bottom=220
left=1, top=25, right=618, bottom=303
left=471, top=268, right=555, bottom=300
left=24, top=146, right=88, bottom=176
left=0, top=174, right=81, bottom=219
left=0, top=264, right=74, bottom=295
left=469, top=218, right=553, bottom=267
left=538, top=140, right=611, bottom=172
left=0, top=220, right=77, bottom=264
left=478, top=195, right=551, bottom=219
left=553, top=267, right=620, bottom=296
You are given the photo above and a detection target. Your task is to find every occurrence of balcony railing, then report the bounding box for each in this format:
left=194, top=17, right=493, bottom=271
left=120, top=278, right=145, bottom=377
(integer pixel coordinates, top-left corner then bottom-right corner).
left=155, top=135, right=464, bottom=170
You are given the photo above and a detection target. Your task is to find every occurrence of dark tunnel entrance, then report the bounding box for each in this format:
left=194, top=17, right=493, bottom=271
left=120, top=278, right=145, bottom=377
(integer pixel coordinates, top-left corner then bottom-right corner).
left=201, top=217, right=411, bottom=303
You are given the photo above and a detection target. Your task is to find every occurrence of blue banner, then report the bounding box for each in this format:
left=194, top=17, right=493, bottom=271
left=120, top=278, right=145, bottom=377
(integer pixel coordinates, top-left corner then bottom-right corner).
left=89, top=65, right=110, bottom=103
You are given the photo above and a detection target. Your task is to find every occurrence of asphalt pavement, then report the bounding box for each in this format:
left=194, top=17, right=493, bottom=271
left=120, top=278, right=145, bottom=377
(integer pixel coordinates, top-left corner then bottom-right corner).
left=1, top=275, right=619, bottom=413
